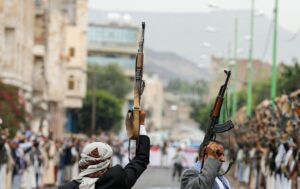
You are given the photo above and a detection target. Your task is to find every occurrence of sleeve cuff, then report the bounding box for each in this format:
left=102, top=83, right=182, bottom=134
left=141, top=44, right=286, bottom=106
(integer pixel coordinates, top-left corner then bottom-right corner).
left=139, top=125, right=147, bottom=135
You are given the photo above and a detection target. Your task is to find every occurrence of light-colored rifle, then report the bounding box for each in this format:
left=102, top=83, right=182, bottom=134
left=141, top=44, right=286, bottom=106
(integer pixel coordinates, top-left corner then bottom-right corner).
left=126, top=22, right=146, bottom=141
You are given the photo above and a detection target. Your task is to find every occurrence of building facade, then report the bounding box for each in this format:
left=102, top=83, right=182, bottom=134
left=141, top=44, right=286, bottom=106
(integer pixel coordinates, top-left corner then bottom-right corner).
left=142, top=75, right=164, bottom=131
left=0, top=0, right=87, bottom=138
left=0, top=0, right=35, bottom=114
left=33, top=0, right=87, bottom=137
left=87, top=15, right=164, bottom=136
left=209, top=56, right=272, bottom=100
left=87, top=18, right=139, bottom=70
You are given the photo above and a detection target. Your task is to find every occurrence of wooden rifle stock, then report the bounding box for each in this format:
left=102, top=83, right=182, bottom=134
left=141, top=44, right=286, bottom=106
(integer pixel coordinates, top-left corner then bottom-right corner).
left=212, top=97, right=224, bottom=117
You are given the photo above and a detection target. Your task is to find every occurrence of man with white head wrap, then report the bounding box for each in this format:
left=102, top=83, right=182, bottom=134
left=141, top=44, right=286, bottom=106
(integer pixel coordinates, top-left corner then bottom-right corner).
left=59, top=110, right=150, bottom=189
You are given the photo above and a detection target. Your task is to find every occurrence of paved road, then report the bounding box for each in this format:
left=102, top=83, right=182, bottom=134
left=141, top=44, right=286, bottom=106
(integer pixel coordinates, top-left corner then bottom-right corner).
left=51, top=167, right=239, bottom=189
left=133, top=167, right=180, bottom=189
left=133, top=167, right=239, bottom=189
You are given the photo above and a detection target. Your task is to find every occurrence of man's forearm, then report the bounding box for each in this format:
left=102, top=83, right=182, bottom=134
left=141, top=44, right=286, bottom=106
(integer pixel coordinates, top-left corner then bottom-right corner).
left=181, top=158, right=221, bottom=189
left=124, top=126, right=150, bottom=188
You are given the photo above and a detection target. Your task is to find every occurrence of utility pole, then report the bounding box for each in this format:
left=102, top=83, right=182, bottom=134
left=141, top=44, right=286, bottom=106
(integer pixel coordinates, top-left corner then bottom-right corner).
left=221, top=42, right=232, bottom=123
left=271, top=0, right=279, bottom=106
left=91, top=71, right=96, bottom=132
left=227, top=41, right=232, bottom=117
left=247, top=0, right=255, bottom=116
left=232, top=17, right=238, bottom=119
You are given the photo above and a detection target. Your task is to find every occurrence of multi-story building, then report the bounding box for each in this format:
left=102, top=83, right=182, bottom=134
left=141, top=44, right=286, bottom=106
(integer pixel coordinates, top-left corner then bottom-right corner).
left=61, top=0, right=87, bottom=133
left=87, top=15, right=164, bottom=135
left=87, top=17, right=139, bottom=70
left=33, top=0, right=87, bottom=137
left=0, top=0, right=35, bottom=114
left=142, top=75, right=163, bottom=131
left=0, top=0, right=87, bottom=138
left=209, top=56, right=272, bottom=100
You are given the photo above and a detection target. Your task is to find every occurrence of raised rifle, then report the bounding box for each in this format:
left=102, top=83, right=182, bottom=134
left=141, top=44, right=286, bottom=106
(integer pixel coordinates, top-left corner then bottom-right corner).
left=126, top=22, right=146, bottom=159
left=199, top=70, right=234, bottom=174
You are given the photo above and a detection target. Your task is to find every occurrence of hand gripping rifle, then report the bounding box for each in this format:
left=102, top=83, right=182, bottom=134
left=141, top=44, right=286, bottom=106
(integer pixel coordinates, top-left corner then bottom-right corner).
left=126, top=22, right=146, bottom=160
left=199, top=70, right=234, bottom=175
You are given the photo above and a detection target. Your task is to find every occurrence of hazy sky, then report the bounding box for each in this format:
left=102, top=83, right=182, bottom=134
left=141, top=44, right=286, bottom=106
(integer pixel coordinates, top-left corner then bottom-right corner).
left=89, top=0, right=300, bottom=33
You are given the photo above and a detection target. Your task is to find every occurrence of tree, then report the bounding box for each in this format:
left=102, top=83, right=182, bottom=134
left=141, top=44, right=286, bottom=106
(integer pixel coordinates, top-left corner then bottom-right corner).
left=87, top=65, right=131, bottom=99
left=191, top=59, right=300, bottom=129
left=167, top=79, right=208, bottom=96
left=277, top=60, right=300, bottom=94
left=78, top=90, right=123, bottom=133
left=190, top=101, right=214, bottom=131
left=0, top=81, right=27, bottom=137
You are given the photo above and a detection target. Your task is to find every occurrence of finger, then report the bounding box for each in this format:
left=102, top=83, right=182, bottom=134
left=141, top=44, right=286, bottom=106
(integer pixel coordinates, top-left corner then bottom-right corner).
left=219, top=155, right=225, bottom=162
left=216, top=149, right=222, bottom=157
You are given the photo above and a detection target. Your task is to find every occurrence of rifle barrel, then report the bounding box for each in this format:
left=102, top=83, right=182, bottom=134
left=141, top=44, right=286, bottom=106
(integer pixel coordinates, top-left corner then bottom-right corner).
left=139, top=22, right=145, bottom=53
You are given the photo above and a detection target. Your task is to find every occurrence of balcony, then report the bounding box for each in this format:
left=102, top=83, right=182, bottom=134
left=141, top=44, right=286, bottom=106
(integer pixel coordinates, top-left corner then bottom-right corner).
left=33, top=44, right=45, bottom=56
left=87, top=56, right=135, bottom=69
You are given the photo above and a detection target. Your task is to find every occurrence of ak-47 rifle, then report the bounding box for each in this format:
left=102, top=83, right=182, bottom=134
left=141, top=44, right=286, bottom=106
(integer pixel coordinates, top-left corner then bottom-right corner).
left=126, top=22, right=146, bottom=142
left=199, top=70, right=234, bottom=174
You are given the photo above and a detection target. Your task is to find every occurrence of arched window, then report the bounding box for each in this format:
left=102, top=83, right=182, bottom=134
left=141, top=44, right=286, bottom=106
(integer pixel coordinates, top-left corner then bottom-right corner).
left=68, top=75, right=75, bottom=90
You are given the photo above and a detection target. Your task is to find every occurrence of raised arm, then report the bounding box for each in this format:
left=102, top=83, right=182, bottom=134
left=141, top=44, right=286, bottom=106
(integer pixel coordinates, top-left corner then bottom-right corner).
left=181, top=158, right=221, bottom=189
left=181, top=141, right=225, bottom=189
left=124, top=111, right=150, bottom=188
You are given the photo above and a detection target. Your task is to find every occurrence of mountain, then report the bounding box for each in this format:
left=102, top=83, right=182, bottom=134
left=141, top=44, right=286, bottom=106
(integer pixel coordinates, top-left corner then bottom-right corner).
left=144, top=49, right=210, bottom=83
left=89, top=10, right=300, bottom=67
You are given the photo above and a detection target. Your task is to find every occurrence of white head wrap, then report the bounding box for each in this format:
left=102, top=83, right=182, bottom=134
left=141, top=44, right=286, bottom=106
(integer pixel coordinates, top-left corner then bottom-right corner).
left=75, top=142, right=113, bottom=189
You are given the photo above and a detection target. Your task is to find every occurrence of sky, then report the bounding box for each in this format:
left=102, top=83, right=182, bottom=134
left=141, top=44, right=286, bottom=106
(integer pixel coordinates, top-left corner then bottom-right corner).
left=89, top=0, right=300, bottom=33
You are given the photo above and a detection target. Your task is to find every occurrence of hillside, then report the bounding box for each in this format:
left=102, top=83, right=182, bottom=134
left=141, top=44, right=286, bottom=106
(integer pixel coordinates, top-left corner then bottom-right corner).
left=90, top=10, right=300, bottom=67
left=144, top=49, right=210, bottom=83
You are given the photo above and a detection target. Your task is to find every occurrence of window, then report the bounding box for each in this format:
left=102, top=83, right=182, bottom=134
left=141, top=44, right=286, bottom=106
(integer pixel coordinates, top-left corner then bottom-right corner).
left=68, top=75, right=75, bottom=90
left=69, top=47, right=75, bottom=57
left=4, top=27, right=15, bottom=65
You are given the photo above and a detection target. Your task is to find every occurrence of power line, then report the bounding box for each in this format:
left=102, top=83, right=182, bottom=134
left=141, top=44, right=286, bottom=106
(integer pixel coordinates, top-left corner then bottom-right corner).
left=287, top=28, right=300, bottom=42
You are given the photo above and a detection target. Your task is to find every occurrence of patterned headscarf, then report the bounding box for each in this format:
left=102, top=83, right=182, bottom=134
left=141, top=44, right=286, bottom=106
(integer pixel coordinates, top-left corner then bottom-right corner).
left=75, top=142, right=113, bottom=189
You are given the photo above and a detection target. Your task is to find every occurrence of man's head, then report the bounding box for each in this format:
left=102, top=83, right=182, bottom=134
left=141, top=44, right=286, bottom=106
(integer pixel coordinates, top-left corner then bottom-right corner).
left=199, top=141, right=225, bottom=163
left=78, top=142, right=113, bottom=178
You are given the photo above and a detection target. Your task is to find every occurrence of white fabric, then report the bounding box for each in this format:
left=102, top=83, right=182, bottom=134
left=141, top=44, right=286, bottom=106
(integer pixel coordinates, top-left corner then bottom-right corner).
left=284, top=149, right=293, bottom=166
left=215, top=178, right=225, bottom=189
left=139, top=125, right=147, bottom=135
left=75, top=142, right=113, bottom=189
left=275, top=144, right=286, bottom=169
left=0, top=164, right=7, bottom=189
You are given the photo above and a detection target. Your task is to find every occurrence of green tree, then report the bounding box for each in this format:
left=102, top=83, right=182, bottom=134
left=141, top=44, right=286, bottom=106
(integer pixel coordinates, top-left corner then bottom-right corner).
left=191, top=59, right=300, bottom=129
left=87, top=65, right=131, bottom=99
left=167, top=79, right=208, bottom=96
left=190, top=101, right=214, bottom=131
left=235, top=80, right=270, bottom=112
left=277, top=60, right=300, bottom=94
left=78, top=90, right=123, bottom=133
left=0, top=81, right=27, bottom=137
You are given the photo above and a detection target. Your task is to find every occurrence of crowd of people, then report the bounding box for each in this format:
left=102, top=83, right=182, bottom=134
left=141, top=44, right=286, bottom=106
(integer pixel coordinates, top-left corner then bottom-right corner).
left=0, top=128, right=125, bottom=189
left=2, top=89, right=299, bottom=189
left=229, top=89, right=300, bottom=189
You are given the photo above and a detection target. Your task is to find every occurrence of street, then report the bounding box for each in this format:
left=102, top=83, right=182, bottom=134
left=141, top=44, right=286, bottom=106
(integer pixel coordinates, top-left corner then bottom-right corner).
left=133, top=167, right=180, bottom=189
left=133, top=167, right=239, bottom=189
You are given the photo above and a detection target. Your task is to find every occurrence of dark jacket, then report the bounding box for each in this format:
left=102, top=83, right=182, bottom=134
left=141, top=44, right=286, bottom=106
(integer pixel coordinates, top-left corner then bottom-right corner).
left=58, top=135, right=150, bottom=189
